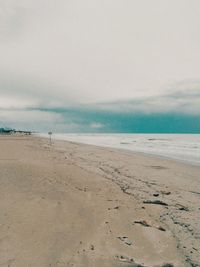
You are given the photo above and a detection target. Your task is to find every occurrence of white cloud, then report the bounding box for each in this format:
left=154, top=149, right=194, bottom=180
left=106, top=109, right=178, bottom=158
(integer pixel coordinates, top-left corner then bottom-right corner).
left=0, top=0, right=200, bottom=131
left=0, top=109, right=63, bottom=131
left=0, top=96, right=37, bottom=109
left=90, top=122, right=105, bottom=129
left=95, top=85, right=200, bottom=115
left=0, top=0, right=200, bottom=105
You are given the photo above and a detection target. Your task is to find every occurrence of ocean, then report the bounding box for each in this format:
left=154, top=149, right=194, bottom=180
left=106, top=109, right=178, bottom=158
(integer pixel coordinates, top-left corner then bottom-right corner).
left=38, top=133, right=200, bottom=166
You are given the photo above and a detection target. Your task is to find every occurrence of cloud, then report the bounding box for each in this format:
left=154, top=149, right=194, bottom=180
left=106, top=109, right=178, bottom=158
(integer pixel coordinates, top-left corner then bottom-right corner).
left=94, top=81, right=200, bottom=115
left=0, top=1, right=200, bottom=132
left=1, top=79, right=200, bottom=132
left=90, top=122, right=105, bottom=129
left=0, top=109, right=65, bottom=131
left=0, top=0, right=200, bottom=106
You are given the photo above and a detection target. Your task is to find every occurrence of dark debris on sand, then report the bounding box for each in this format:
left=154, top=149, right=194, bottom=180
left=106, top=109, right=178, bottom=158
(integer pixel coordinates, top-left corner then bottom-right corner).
left=143, top=200, right=168, bottom=206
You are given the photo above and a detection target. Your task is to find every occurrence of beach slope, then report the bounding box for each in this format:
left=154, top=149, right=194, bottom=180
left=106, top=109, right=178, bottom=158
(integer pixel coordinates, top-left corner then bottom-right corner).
left=0, top=136, right=199, bottom=267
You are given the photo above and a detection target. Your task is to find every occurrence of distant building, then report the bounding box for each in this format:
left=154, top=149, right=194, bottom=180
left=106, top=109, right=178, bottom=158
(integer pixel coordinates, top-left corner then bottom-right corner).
left=0, top=128, right=31, bottom=135
left=14, top=130, right=31, bottom=135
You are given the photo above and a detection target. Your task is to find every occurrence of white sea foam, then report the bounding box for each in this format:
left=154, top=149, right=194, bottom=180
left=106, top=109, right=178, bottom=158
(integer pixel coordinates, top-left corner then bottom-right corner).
left=39, top=133, right=200, bottom=166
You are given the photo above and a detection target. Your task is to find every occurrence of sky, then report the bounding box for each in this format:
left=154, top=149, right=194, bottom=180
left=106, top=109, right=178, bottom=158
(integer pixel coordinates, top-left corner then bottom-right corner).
left=0, top=0, right=200, bottom=133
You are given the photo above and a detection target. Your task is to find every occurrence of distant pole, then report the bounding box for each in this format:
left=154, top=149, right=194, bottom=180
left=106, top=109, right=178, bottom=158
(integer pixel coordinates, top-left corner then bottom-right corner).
left=48, top=131, right=52, bottom=145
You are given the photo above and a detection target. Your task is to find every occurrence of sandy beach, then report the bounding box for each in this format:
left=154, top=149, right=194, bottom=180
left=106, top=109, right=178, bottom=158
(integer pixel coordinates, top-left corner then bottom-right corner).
left=0, top=135, right=199, bottom=267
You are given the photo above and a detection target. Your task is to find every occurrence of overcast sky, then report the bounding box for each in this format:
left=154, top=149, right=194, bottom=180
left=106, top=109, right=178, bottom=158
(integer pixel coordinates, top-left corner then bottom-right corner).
left=0, top=0, right=200, bottom=132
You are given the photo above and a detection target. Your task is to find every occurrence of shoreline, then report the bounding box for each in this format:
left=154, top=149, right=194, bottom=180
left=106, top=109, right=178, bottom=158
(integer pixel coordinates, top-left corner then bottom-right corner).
left=38, top=134, right=200, bottom=168
left=0, top=135, right=199, bottom=266
left=47, top=136, right=200, bottom=266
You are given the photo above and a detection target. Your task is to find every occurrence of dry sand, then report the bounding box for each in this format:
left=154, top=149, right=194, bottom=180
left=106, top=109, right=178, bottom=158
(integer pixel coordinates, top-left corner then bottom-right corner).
left=0, top=135, right=199, bottom=267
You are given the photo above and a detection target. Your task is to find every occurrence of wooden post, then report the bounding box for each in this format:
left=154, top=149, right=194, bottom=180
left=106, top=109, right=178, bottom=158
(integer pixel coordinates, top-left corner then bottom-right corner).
left=48, top=132, right=52, bottom=145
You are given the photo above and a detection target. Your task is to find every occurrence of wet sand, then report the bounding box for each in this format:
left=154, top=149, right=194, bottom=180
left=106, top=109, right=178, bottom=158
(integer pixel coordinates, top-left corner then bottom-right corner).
left=0, top=135, right=199, bottom=267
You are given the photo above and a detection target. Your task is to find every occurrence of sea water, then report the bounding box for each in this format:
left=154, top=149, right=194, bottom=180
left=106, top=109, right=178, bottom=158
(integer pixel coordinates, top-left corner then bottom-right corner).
left=39, top=133, right=200, bottom=166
